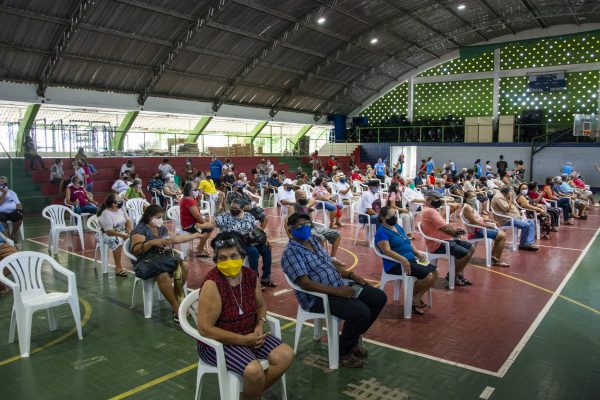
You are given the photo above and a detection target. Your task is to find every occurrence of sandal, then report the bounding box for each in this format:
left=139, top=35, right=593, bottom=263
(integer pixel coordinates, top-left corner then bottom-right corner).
left=196, top=251, right=210, bottom=258
left=339, top=354, right=363, bottom=368
left=173, top=312, right=180, bottom=324
left=412, top=305, right=426, bottom=315
left=261, top=280, right=277, bottom=288
left=492, top=261, right=510, bottom=267
left=115, top=270, right=128, bottom=277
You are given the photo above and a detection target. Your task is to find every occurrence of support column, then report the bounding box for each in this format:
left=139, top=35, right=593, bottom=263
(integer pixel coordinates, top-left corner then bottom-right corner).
left=249, top=121, right=269, bottom=154
left=114, top=111, right=139, bottom=151
left=291, top=124, right=312, bottom=145
left=186, top=116, right=213, bottom=143
left=407, top=76, right=414, bottom=122
left=492, top=48, right=501, bottom=122
left=15, top=104, right=41, bottom=157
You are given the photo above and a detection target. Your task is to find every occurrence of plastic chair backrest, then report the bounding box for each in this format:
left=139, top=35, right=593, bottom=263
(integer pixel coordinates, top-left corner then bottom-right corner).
left=0, top=251, right=60, bottom=297
left=42, top=205, right=72, bottom=227
left=122, top=238, right=138, bottom=262
left=166, top=206, right=182, bottom=231
left=87, top=215, right=102, bottom=234
left=370, top=238, right=407, bottom=275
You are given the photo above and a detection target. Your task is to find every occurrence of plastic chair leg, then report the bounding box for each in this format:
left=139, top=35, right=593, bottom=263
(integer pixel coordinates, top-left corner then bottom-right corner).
left=8, top=307, right=16, bottom=343
left=17, top=308, right=33, bottom=357
left=402, top=279, right=414, bottom=319
left=47, top=308, right=58, bottom=331
left=194, top=365, right=203, bottom=400
left=101, top=245, right=109, bottom=274
left=485, top=239, right=493, bottom=267
left=68, top=298, right=83, bottom=340
left=393, top=279, right=401, bottom=302
left=280, top=373, right=288, bottom=400
left=131, top=278, right=138, bottom=309
left=326, top=317, right=339, bottom=369
left=293, top=313, right=303, bottom=353
left=313, top=318, right=323, bottom=340
left=77, top=225, right=85, bottom=250
left=448, top=257, right=456, bottom=290
left=142, top=279, right=154, bottom=318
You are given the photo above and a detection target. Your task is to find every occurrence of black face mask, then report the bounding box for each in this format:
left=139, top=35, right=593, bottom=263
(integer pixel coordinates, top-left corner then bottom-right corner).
left=230, top=208, right=242, bottom=216
left=431, top=199, right=442, bottom=208
left=298, top=198, right=309, bottom=206
left=385, top=216, right=398, bottom=226
left=116, top=201, right=124, bottom=209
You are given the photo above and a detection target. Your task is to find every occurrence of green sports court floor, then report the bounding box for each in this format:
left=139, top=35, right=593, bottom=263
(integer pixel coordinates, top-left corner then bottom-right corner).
left=1, top=214, right=599, bottom=400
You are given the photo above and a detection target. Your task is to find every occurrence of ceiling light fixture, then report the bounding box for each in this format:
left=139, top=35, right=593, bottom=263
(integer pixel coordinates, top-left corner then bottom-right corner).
left=317, top=16, right=326, bottom=24
left=370, top=38, right=379, bottom=44
left=457, top=4, right=466, bottom=10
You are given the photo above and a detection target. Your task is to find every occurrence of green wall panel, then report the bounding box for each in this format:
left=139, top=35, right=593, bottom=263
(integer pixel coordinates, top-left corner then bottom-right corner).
left=414, top=79, right=494, bottom=119
left=359, top=82, right=408, bottom=123
left=501, top=31, right=600, bottom=70
left=500, top=71, right=599, bottom=123
left=418, top=51, right=494, bottom=77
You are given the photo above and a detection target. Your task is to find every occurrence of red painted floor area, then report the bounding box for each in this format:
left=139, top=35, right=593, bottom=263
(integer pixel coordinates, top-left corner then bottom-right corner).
left=29, top=205, right=600, bottom=373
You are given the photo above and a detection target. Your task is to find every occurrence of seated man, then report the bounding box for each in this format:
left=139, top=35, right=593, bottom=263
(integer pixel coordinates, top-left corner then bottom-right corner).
left=0, top=222, right=18, bottom=294
left=358, top=180, right=382, bottom=227
left=421, top=191, right=475, bottom=286
left=291, top=189, right=341, bottom=259
left=277, top=179, right=296, bottom=215
left=147, top=172, right=165, bottom=206
left=282, top=213, right=387, bottom=368
left=335, top=173, right=354, bottom=204
left=462, top=190, right=509, bottom=267
left=112, top=172, right=131, bottom=195
left=0, top=176, right=23, bottom=242
left=491, top=186, right=539, bottom=251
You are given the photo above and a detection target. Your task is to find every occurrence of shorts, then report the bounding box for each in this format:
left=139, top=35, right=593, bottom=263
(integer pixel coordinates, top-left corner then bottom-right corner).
left=387, top=259, right=437, bottom=280
left=470, top=228, right=499, bottom=240
left=198, top=334, right=283, bottom=376
left=0, top=211, right=22, bottom=223
left=433, top=239, right=472, bottom=258
left=184, top=225, right=214, bottom=234
left=312, top=226, right=340, bottom=244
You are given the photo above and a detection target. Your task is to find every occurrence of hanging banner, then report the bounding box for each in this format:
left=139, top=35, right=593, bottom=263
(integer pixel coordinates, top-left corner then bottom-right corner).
left=527, top=72, right=567, bottom=92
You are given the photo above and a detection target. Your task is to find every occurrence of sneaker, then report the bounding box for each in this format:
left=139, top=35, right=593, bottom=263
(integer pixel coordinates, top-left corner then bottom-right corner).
left=261, top=279, right=277, bottom=288
left=352, top=345, right=369, bottom=358
left=457, top=276, right=472, bottom=286
left=339, top=354, right=363, bottom=368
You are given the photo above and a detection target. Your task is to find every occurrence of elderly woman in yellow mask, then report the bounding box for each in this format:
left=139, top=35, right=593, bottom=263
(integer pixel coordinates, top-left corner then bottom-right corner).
left=196, top=232, right=293, bottom=400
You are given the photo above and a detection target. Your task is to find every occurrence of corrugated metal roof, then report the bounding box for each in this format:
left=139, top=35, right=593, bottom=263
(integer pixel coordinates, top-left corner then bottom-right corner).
left=0, top=0, right=598, bottom=117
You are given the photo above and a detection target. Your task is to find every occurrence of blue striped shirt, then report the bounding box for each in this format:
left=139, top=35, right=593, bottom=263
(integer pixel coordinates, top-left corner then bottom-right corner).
left=282, top=238, right=345, bottom=311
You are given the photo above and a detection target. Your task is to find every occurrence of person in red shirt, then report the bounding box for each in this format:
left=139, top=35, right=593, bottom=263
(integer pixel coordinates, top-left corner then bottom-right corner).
left=180, top=183, right=215, bottom=257
left=421, top=191, right=474, bottom=287
left=419, top=159, right=427, bottom=173
left=326, top=155, right=337, bottom=177
left=426, top=172, right=436, bottom=186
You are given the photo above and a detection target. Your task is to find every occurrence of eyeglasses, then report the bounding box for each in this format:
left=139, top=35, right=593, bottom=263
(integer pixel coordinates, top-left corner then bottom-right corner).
left=214, top=238, right=240, bottom=248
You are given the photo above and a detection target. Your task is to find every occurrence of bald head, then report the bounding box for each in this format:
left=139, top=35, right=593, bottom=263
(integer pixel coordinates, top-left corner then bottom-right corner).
left=295, top=189, right=307, bottom=201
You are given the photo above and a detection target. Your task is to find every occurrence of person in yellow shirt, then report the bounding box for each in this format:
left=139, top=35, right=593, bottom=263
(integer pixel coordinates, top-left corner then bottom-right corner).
left=199, top=171, right=225, bottom=213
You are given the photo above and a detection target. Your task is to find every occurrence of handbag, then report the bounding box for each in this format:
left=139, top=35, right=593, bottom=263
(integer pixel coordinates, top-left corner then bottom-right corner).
left=246, top=226, right=267, bottom=246
left=172, top=257, right=185, bottom=303
left=133, top=245, right=177, bottom=280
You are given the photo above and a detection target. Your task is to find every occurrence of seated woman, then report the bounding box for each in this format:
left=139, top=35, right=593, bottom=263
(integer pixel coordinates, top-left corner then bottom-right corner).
left=199, top=171, right=225, bottom=213
left=130, top=205, right=202, bottom=322
left=542, top=176, right=574, bottom=225
left=180, top=183, right=215, bottom=257
left=125, top=178, right=145, bottom=200
left=97, top=194, right=132, bottom=277
left=147, top=172, right=165, bottom=206
left=197, top=232, right=293, bottom=400
left=65, top=175, right=98, bottom=215
left=386, top=181, right=414, bottom=239
left=462, top=191, right=509, bottom=267
left=516, top=183, right=552, bottom=240
left=528, top=182, right=560, bottom=232
left=50, top=158, right=67, bottom=195
left=227, top=183, right=267, bottom=229
left=312, top=177, right=341, bottom=228
left=374, top=206, right=437, bottom=315
left=163, top=174, right=183, bottom=203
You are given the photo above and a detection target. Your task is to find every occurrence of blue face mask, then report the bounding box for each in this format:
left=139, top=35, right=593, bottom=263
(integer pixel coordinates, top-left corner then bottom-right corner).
left=291, top=225, right=312, bottom=241
left=370, top=187, right=379, bottom=194
left=340, top=178, right=346, bottom=184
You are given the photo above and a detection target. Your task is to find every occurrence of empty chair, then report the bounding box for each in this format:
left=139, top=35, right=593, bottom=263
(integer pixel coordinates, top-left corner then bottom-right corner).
left=0, top=251, right=82, bottom=357
left=371, top=239, right=432, bottom=319
left=284, top=274, right=340, bottom=369
left=125, top=198, right=149, bottom=225
left=6, top=220, right=24, bottom=242
left=352, top=201, right=375, bottom=247
left=179, top=289, right=288, bottom=400
left=42, top=205, right=85, bottom=257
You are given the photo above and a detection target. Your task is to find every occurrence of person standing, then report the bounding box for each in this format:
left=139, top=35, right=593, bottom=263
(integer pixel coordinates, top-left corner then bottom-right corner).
left=22, top=135, right=47, bottom=170
left=496, top=155, right=508, bottom=178
left=425, top=157, right=435, bottom=175
left=374, top=158, right=387, bottom=182
left=209, top=155, right=223, bottom=187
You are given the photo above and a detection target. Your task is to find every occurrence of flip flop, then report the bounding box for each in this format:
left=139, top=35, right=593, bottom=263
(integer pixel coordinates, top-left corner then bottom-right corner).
left=412, top=305, right=426, bottom=315
left=115, top=270, right=128, bottom=277
left=492, top=261, right=510, bottom=267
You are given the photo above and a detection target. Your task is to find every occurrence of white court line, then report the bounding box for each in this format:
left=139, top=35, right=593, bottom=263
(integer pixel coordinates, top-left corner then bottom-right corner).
left=480, top=386, right=496, bottom=399
left=27, top=225, right=600, bottom=379
left=273, top=289, right=292, bottom=297
left=534, top=244, right=584, bottom=251
left=495, top=226, right=600, bottom=378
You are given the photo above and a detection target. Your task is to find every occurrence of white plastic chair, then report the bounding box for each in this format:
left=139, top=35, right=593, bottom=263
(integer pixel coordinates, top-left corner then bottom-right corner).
left=163, top=190, right=175, bottom=209
left=166, top=205, right=192, bottom=254
left=417, top=222, right=457, bottom=290
left=490, top=206, right=518, bottom=251
left=515, top=201, right=541, bottom=240
left=178, top=289, right=288, bottom=400
left=0, top=230, right=14, bottom=247
left=542, top=198, right=562, bottom=225
left=6, top=220, right=24, bottom=242
left=87, top=215, right=109, bottom=274
left=148, top=186, right=161, bottom=205
left=64, top=198, right=92, bottom=230
left=124, top=238, right=183, bottom=319
left=300, top=184, right=313, bottom=199
left=352, top=201, right=375, bottom=247
left=42, top=205, right=85, bottom=257
left=125, top=198, right=149, bottom=225
left=284, top=274, right=340, bottom=369
left=371, top=239, right=432, bottom=319
left=460, top=207, right=493, bottom=267
left=0, top=251, right=82, bottom=357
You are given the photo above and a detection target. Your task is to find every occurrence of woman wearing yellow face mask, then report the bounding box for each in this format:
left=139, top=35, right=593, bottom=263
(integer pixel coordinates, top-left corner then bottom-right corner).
left=196, top=232, right=294, bottom=400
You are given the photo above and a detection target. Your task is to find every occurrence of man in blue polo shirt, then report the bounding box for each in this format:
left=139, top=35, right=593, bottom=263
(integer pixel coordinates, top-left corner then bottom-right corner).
left=282, top=213, right=387, bottom=368
left=426, top=157, right=435, bottom=175
left=209, top=155, right=223, bottom=187
left=374, top=158, right=386, bottom=182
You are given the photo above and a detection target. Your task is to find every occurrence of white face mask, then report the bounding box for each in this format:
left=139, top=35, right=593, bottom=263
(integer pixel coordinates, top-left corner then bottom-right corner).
left=168, top=177, right=174, bottom=182
left=152, top=218, right=164, bottom=228
left=521, top=189, right=528, bottom=196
